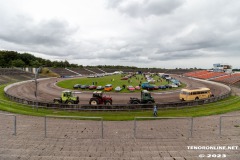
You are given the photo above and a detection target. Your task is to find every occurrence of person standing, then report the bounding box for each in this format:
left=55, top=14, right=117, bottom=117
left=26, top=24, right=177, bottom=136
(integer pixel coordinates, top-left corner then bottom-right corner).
left=153, top=104, right=158, bottom=117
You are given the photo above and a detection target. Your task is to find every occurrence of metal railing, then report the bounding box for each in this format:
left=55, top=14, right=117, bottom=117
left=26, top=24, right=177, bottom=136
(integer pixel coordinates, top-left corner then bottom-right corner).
left=0, top=112, right=16, bottom=136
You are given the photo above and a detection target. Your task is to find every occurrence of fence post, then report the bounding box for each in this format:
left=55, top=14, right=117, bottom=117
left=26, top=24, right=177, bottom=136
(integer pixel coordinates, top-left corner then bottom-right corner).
left=134, top=118, right=136, bottom=139
left=189, top=117, right=193, bottom=138
left=13, top=115, right=16, bottom=136
left=219, top=116, right=222, bottom=136
left=101, top=118, right=103, bottom=139
left=44, top=116, right=47, bottom=138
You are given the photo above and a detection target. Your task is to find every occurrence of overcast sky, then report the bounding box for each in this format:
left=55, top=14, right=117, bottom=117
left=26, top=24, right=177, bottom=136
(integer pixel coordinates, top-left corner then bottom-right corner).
left=0, top=0, right=240, bottom=69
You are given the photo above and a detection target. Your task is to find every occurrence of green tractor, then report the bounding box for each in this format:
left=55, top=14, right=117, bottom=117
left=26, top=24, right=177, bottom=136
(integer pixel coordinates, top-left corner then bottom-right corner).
left=53, top=90, right=79, bottom=104
left=129, top=90, right=155, bottom=104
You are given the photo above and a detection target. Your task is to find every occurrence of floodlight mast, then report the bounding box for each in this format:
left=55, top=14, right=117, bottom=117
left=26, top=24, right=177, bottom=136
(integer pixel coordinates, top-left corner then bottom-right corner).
left=34, top=66, right=42, bottom=111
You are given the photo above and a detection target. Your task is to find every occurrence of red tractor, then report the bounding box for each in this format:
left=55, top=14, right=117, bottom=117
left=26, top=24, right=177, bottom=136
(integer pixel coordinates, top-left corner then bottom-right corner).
left=89, top=91, right=113, bottom=105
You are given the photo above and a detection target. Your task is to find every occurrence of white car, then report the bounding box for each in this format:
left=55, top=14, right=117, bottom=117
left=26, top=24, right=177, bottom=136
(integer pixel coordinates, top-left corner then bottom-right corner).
left=115, top=86, right=122, bottom=92
left=170, top=84, right=178, bottom=88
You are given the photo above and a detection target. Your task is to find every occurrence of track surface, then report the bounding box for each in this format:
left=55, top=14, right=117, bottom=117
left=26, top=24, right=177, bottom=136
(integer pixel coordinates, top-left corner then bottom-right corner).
left=6, top=75, right=229, bottom=104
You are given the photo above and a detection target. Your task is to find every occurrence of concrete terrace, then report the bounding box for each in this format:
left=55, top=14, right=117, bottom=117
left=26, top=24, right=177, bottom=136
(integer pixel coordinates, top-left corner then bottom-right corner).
left=0, top=111, right=240, bottom=160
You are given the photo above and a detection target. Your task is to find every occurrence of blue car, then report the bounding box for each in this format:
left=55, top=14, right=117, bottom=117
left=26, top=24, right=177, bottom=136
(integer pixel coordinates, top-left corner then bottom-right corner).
left=159, top=85, right=166, bottom=89
left=141, top=82, right=155, bottom=90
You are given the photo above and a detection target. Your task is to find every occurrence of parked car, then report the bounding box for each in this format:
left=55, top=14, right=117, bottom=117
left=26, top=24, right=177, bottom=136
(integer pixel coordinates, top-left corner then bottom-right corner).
left=104, top=84, right=113, bottom=92
left=165, top=84, right=172, bottom=89
left=121, top=77, right=128, bottom=80
left=115, top=86, right=122, bottom=92
left=81, top=85, right=90, bottom=89
left=127, top=85, right=135, bottom=92
left=159, top=85, right=166, bottom=90
left=153, top=85, right=159, bottom=90
left=73, top=84, right=81, bottom=89
left=170, top=84, right=178, bottom=88
left=89, top=85, right=97, bottom=90
left=135, top=86, right=141, bottom=90
left=141, top=82, right=155, bottom=90
left=96, top=86, right=104, bottom=90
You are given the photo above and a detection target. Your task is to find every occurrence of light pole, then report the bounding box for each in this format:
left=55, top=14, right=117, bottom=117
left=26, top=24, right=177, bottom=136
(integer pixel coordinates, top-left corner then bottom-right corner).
left=34, top=66, right=42, bottom=111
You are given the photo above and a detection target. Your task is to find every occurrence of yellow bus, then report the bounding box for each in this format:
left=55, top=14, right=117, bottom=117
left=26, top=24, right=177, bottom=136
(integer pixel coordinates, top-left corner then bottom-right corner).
left=179, top=87, right=214, bottom=101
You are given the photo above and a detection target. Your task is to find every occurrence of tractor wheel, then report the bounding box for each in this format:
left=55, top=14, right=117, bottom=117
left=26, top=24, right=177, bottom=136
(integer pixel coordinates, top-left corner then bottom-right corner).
left=105, top=100, right=112, bottom=105
left=147, top=101, right=153, bottom=104
left=54, top=100, right=60, bottom=104
left=132, top=101, right=139, bottom=104
left=67, top=101, right=73, bottom=105
left=90, top=99, right=99, bottom=105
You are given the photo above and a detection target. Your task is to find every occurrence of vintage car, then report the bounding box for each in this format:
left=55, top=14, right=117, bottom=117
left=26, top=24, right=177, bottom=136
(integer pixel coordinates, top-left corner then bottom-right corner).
left=96, top=86, right=104, bottom=90
left=104, top=84, right=113, bottom=92
left=115, top=86, right=122, bottom=92
left=127, top=85, right=135, bottom=92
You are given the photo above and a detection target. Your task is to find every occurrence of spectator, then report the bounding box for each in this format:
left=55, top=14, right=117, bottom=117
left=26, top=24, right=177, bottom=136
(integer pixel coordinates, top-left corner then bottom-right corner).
left=153, top=104, right=158, bottom=117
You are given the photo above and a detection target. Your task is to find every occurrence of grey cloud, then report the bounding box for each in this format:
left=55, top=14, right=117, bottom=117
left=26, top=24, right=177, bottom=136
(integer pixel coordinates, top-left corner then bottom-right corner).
left=106, top=0, right=185, bottom=17
left=149, top=51, right=208, bottom=61
left=0, top=15, right=77, bottom=46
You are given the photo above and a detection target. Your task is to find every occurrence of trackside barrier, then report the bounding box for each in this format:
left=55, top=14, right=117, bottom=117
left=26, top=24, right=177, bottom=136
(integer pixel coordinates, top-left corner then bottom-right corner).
left=134, top=117, right=193, bottom=139
left=44, top=116, right=103, bottom=139
left=0, top=113, right=16, bottom=136
left=219, top=115, right=240, bottom=136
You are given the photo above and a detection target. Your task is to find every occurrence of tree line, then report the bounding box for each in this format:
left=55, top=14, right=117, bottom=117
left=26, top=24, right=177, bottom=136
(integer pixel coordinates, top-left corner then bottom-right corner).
left=0, top=50, right=81, bottom=68
left=0, top=50, right=139, bottom=69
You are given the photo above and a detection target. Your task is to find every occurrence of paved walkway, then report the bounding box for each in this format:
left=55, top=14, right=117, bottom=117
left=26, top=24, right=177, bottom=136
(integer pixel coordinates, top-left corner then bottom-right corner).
left=0, top=111, right=240, bottom=160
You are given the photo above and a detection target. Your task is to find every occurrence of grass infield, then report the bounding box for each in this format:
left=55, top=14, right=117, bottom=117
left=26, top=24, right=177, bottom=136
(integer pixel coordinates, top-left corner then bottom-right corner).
left=57, top=74, right=185, bottom=93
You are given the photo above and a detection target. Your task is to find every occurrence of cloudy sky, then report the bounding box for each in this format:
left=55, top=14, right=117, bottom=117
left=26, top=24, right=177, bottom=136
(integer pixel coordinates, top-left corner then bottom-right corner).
left=0, top=0, right=240, bottom=69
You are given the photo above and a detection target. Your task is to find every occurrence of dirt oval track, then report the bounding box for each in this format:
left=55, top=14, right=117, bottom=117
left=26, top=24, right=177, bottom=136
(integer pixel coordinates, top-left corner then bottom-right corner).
left=6, top=75, right=230, bottom=105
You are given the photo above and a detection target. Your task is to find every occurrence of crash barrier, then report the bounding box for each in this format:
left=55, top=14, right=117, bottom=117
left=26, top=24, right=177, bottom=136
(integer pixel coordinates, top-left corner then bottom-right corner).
left=219, top=115, right=240, bottom=136
left=4, top=91, right=231, bottom=111
left=44, top=116, right=103, bottom=139
left=134, top=117, right=193, bottom=139
left=0, top=112, right=16, bottom=136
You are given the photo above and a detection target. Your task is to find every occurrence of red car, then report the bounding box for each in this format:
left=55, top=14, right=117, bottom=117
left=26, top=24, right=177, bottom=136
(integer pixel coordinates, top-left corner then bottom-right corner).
left=127, top=85, right=135, bottom=92
left=135, top=86, right=141, bottom=90
left=89, top=85, right=97, bottom=90
left=121, top=77, right=128, bottom=80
